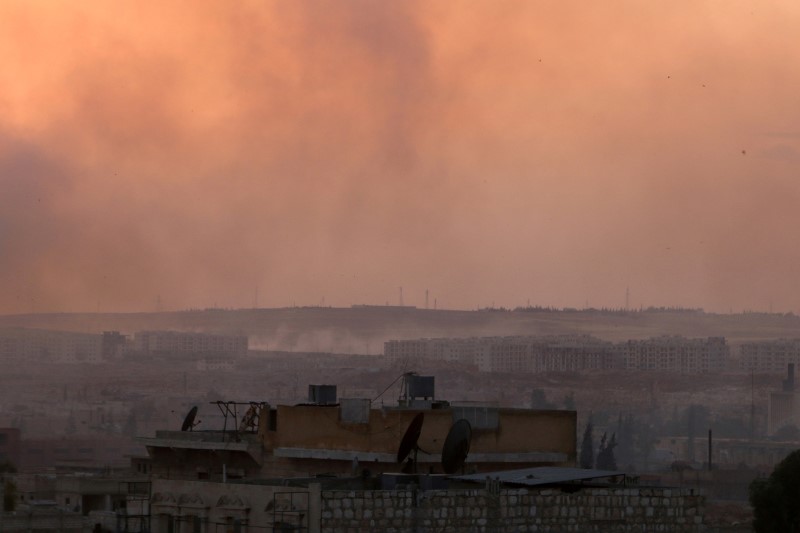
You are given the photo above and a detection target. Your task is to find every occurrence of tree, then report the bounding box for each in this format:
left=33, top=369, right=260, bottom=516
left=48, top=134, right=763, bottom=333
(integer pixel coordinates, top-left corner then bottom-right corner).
left=3, top=479, right=17, bottom=512
left=530, top=389, right=555, bottom=410
left=580, top=421, right=594, bottom=469
left=563, top=392, right=576, bottom=411
left=750, top=449, right=800, bottom=532
left=616, top=414, right=635, bottom=468
left=597, top=432, right=618, bottom=471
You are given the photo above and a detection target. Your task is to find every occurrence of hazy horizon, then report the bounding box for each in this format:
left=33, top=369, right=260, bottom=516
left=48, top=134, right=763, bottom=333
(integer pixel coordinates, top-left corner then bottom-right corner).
left=3, top=2, right=800, bottom=315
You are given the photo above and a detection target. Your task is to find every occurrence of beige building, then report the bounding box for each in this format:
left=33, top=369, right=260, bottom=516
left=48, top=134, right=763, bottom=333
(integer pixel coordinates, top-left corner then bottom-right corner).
left=139, top=401, right=576, bottom=482
left=0, top=327, right=103, bottom=364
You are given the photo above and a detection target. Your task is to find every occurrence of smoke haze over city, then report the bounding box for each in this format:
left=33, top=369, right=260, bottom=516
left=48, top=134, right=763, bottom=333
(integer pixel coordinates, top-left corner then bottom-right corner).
left=2, top=1, right=800, bottom=314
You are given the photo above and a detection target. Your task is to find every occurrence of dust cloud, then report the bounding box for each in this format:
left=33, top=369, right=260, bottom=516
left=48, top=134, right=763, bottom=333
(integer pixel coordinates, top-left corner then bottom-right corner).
left=1, top=1, right=800, bottom=314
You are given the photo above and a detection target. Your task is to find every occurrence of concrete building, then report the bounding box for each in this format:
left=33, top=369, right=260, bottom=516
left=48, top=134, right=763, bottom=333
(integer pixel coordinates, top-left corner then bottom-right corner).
left=140, top=402, right=576, bottom=483
left=139, top=375, right=576, bottom=482
left=740, top=338, right=800, bottom=373
left=196, top=357, right=236, bottom=372
left=0, top=328, right=103, bottom=364
left=614, top=336, right=728, bottom=374
left=133, top=331, right=248, bottom=358
left=387, top=335, right=730, bottom=374
left=385, top=335, right=616, bottom=373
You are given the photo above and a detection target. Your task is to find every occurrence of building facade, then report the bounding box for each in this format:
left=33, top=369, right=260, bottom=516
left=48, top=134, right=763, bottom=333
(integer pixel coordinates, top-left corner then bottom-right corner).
left=740, top=339, right=800, bottom=373
left=386, top=334, right=728, bottom=374
left=133, top=331, right=248, bottom=358
left=386, top=335, right=616, bottom=373
left=0, top=328, right=103, bottom=364
left=615, top=336, right=728, bottom=374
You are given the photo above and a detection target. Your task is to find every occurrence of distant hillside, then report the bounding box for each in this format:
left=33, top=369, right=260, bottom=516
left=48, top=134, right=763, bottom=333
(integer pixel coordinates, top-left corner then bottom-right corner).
left=2, top=307, right=800, bottom=354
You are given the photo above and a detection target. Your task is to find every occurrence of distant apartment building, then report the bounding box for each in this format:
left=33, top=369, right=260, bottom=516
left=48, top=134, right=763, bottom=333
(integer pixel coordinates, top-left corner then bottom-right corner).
left=0, top=328, right=103, bottom=364
left=386, top=334, right=729, bottom=374
left=614, top=336, right=728, bottom=373
left=133, top=331, right=248, bottom=358
left=385, top=335, right=616, bottom=373
left=196, top=357, right=236, bottom=371
left=740, top=339, right=800, bottom=373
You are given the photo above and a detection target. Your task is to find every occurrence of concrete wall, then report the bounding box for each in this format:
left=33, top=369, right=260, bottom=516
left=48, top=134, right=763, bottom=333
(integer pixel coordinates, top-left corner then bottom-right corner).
left=149, top=478, right=706, bottom=533
left=320, top=486, right=705, bottom=533
left=0, top=509, right=83, bottom=532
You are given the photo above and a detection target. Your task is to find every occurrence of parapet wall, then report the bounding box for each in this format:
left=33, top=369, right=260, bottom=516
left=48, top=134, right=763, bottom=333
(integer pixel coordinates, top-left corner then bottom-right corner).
left=0, top=509, right=83, bottom=532
left=320, top=486, right=705, bottom=532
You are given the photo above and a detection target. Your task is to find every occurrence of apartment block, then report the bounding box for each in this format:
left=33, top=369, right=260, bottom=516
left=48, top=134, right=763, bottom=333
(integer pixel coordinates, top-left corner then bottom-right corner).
left=0, top=328, right=103, bottom=364
left=133, top=331, right=248, bottom=358
left=386, top=335, right=729, bottom=374
left=616, top=336, right=728, bottom=373
left=740, top=339, right=800, bottom=373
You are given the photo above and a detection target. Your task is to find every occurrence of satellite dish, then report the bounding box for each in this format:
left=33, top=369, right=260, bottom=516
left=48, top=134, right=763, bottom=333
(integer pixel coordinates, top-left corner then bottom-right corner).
left=239, top=404, right=258, bottom=432
left=396, top=412, right=425, bottom=464
left=181, top=406, right=199, bottom=431
left=441, top=419, right=472, bottom=474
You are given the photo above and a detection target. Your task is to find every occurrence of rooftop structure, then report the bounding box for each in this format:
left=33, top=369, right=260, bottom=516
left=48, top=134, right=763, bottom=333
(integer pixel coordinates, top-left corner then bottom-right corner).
left=138, top=376, right=576, bottom=482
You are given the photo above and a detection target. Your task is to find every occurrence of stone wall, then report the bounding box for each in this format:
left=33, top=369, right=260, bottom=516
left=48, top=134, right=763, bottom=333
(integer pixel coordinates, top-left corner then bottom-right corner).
left=320, top=486, right=705, bottom=532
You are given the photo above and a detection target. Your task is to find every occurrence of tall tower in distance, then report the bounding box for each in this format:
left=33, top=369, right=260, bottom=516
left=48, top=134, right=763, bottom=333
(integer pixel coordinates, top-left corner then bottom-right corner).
left=399, top=286, right=404, bottom=307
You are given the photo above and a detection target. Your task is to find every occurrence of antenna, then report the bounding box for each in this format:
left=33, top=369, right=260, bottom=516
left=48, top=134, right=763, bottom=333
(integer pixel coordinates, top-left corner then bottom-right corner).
left=750, top=370, right=755, bottom=442
left=399, top=286, right=404, bottom=306
left=181, top=406, right=199, bottom=431
left=425, top=290, right=429, bottom=310
left=625, top=287, right=630, bottom=311
left=441, top=419, right=472, bottom=474
left=396, top=413, right=425, bottom=473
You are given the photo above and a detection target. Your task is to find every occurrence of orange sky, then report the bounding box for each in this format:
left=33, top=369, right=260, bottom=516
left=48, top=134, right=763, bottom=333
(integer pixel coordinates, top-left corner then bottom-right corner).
left=1, top=1, right=800, bottom=314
